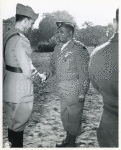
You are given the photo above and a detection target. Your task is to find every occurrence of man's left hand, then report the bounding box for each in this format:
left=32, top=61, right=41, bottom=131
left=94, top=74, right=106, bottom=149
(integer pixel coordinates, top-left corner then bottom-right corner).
left=78, top=95, right=85, bottom=102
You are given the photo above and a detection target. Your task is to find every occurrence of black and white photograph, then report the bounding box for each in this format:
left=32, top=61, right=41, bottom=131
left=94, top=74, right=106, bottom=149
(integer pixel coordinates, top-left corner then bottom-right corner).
left=1, top=0, right=119, bottom=148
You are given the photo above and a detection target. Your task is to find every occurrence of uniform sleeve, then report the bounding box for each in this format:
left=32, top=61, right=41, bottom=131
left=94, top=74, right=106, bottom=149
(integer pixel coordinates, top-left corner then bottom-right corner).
left=34, top=51, right=56, bottom=80
left=76, top=45, right=90, bottom=96
left=15, top=38, right=32, bottom=78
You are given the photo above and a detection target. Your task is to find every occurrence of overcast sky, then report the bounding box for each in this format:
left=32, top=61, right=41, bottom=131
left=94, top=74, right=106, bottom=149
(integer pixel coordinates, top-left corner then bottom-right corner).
left=1, top=0, right=119, bottom=28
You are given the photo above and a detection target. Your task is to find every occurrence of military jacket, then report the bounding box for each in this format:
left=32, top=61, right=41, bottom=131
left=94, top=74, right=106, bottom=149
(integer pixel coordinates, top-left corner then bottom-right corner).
left=50, top=39, right=90, bottom=96
left=89, top=33, right=118, bottom=116
left=3, top=28, right=34, bottom=103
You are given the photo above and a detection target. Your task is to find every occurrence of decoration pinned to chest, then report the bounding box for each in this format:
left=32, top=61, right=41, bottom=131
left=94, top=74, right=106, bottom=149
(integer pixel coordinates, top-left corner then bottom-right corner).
left=64, top=51, right=73, bottom=61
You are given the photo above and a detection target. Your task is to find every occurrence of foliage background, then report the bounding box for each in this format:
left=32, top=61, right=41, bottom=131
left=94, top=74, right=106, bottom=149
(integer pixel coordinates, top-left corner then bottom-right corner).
left=3, top=10, right=114, bottom=53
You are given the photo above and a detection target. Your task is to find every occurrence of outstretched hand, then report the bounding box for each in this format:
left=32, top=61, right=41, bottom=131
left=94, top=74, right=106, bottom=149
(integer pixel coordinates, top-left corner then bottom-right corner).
left=37, top=72, right=46, bottom=82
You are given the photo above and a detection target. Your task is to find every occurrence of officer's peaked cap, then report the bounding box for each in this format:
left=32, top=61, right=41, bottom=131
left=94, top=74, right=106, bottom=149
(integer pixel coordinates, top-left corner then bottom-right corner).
left=16, top=3, right=39, bottom=21
left=56, top=21, right=75, bottom=29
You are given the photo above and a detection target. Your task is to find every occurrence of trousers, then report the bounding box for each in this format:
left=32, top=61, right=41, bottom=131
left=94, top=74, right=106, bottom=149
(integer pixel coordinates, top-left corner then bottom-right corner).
left=4, top=101, right=33, bottom=131
left=57, top=80, right=84, bottom=136
left=60, top=100, right=84, bottom=136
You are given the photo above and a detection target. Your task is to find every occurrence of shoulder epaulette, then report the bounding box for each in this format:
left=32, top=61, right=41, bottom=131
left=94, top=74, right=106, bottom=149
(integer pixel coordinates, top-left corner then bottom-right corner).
left=74, top=40, right=87, bottom=49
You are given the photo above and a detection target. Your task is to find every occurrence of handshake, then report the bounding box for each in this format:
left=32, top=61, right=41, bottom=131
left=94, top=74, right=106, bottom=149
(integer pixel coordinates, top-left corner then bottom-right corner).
left=31, top=64, right=47, bottom=82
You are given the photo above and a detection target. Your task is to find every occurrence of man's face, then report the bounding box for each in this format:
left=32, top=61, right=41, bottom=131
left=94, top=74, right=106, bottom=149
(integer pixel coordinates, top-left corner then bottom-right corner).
left=57, top=27, right=70, bottom=43
left=23, top=18, right=35, bottom=33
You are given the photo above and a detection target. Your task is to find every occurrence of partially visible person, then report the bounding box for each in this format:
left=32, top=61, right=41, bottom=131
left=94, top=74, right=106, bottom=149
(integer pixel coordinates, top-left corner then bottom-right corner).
left=3, top=3, right=44, bottom=148
left=89, top=9, right=119, bottom=147
left=46, top=21, right=90, bottom=147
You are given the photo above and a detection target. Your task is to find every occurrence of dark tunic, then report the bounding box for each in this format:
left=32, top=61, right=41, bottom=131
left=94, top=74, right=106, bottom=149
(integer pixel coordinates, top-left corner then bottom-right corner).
left=50, top=40, right=90, bottom=135
left=89, top=33, right=118, bottom=147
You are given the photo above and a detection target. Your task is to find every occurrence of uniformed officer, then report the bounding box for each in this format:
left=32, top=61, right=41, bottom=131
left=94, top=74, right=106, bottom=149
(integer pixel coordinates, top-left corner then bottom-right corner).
left=3, top=3, right=40, bottom=147
left=89, top=9, right=119, bottom=147
left=48, top=21, right=90, bottom=147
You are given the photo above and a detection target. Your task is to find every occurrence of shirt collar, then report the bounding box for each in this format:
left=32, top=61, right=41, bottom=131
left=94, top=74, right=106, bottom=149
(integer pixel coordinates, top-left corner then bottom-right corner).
left=19, top=33, right=26, bottom=38
left=61, top=40, right=71, bottom=52
left=15, top=28, right=26, bottom=38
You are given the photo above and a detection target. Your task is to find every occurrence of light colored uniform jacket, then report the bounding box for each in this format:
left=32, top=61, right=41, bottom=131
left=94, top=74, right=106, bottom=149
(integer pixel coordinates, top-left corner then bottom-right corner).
left=3, top=30, right=34, bottom=103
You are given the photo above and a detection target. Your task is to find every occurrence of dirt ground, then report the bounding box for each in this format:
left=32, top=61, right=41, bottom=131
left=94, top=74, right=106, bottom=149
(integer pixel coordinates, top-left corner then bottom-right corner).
left=3, top=53, right=103, bottom=148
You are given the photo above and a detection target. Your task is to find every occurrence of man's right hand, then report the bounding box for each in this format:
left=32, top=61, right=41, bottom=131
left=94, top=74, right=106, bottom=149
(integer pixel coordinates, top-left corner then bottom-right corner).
left=38, top=72, right=46, bottom=82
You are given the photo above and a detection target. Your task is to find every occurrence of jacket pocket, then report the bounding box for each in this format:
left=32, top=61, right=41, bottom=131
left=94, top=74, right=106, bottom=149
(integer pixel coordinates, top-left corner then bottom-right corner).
left=16, top=78, right=34, bottom=103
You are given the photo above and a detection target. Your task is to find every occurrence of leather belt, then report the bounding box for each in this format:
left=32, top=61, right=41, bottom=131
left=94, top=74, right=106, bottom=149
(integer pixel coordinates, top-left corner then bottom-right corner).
left=6, top=65, right=22, bottom=73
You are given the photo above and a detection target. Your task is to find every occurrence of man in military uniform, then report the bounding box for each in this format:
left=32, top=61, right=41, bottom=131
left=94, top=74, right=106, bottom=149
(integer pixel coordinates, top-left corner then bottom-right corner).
left=49, top=21, right=90, bottom=147
left=3, top=3, right=40, bottom=147
left=89, top=9, right=119, bottom=147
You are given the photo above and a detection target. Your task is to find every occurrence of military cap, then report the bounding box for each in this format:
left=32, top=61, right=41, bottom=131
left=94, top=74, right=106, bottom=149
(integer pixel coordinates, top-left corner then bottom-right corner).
left=56, top=21, right=75, bottom=29
left=16, top=3, right=39, bottom=21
